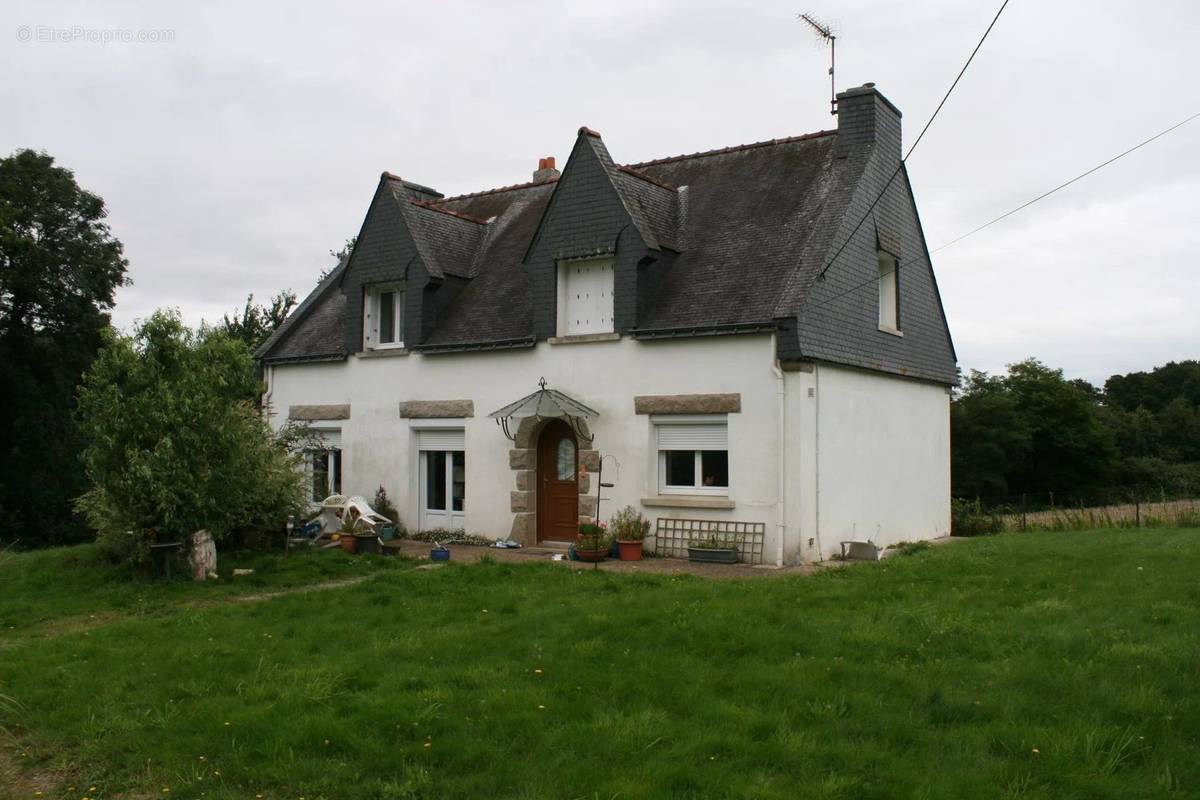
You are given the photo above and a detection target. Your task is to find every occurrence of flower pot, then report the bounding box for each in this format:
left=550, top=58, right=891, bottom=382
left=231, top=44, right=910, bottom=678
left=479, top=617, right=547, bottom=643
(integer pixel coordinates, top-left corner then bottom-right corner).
left=687, top=546, right=738, bottom=564
left=617, top=540, right=644, bottom=561
left=337, top=534, right=357, bottom=554
left=575, top=547, right=607, bottom=563
left=355, top=534, right=380, bottom=555
left=430, top=546, right=451, bottom=562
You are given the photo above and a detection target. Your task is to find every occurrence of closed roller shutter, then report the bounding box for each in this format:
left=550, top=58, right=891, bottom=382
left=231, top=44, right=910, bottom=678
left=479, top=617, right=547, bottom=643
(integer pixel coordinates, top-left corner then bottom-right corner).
left=415, top=428, right=465, bottom=451
left=314, top=428, right=342, bottom=448
left=656, top=422, right=727, bottom=450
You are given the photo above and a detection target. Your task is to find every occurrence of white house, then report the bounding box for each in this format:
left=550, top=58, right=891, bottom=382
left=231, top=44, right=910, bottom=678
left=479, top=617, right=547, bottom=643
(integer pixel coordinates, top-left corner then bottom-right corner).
left=257, top=83, right=957, bottom=564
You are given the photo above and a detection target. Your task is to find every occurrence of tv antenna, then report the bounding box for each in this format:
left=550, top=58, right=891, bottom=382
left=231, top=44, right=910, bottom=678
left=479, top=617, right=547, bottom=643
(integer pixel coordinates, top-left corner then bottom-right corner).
left=798, top=12, right=837, bottom=115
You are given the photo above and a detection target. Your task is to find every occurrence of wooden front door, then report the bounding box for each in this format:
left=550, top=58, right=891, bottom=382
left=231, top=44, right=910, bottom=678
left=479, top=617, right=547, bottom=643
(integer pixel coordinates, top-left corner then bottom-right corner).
left=537, top=420, right=579, bottom=543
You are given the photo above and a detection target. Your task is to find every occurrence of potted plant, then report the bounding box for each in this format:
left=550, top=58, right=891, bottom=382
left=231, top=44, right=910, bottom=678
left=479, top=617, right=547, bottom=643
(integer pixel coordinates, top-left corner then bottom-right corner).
left=335, top=516, right=358, bottom=554
left=610, top=505, right=650, bottom=562
left=575, top=521, right=612, bottom=562
left=687, top=534, right=739, bottom=564
left=355, top=526, right=381, bottom=555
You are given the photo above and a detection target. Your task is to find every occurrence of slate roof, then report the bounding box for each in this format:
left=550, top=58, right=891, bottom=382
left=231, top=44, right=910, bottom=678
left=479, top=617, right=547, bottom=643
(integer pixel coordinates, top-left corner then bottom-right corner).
left=624, top=131, right=838, bottom=330
left=259, top=92, right=957, bottom=384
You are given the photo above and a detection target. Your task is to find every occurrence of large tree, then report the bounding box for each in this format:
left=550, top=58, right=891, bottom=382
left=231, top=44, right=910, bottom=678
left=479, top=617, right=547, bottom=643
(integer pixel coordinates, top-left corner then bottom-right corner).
left=75, top=311, right=309, bottom=563
left=220, top=290, right=297, bottom=352
left=0, top=150, right=129, bottom=545
left=951, top=359, right=1118, bottom=500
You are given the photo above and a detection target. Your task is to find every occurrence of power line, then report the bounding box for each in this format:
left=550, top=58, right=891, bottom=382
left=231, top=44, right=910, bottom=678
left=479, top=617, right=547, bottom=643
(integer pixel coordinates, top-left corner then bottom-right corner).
left=931, top=110, right=1200, bottom=253
left=815, top=0, right=1011, bottom=282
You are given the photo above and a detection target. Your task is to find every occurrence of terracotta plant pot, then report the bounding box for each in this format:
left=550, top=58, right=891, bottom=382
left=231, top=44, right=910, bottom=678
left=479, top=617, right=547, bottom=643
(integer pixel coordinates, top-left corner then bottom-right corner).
left=337, top=534, right=357, bottom=554
left=575, top=548, right=607, bottom=562
left=617, top=540, right=644, bottom=561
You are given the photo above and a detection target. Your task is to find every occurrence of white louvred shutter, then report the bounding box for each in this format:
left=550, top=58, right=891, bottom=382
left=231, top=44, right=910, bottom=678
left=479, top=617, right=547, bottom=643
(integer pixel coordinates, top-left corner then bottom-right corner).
left=656, top=422, right=727, bottom=450
left=415, top=428, right=465, bottom=451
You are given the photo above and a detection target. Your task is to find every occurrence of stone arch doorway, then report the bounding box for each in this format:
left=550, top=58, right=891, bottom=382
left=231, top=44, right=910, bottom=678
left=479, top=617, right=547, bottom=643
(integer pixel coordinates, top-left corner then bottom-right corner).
left=507, top=417, right=598, bottom=545
left=536, top=420, right=578, bottom=543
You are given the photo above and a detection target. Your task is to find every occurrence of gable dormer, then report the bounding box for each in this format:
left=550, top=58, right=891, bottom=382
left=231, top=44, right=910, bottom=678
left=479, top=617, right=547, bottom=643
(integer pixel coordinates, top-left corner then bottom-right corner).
left=523, top=128, right=679, bottom=340
left=339, top=174, right=484, bottom=353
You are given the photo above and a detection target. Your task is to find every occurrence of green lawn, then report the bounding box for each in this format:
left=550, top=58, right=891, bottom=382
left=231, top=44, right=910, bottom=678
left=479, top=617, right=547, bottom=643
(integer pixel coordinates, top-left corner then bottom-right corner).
left=1, top=531, right=1198, bottom=799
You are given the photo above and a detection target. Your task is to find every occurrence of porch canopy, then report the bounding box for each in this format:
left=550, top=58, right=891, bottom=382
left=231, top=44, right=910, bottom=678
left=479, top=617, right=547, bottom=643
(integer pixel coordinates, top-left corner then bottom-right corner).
left=488, top=377, right=598, bottom=442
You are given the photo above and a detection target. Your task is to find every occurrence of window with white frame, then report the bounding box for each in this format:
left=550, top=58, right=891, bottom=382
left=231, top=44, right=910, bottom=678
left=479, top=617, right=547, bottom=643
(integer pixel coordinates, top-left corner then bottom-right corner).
left=877, top=251, right=899, bottom=332
left=364, top=283, right=405, bottom=349
left=415, top=427, right=465, bottom=530
left=557, top=256, right=614, bottom=336
left=655, top=416, right=729, bottom=495
left=304, top=429, right=342, bottom=503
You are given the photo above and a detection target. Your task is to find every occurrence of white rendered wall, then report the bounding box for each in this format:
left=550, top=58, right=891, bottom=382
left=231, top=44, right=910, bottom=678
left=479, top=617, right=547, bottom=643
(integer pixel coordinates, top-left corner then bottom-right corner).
left=265, top=335, right=795, bottom=562
left=801, top=362, right=951, bottom=560
left=264, top=341, right=950, bottom=564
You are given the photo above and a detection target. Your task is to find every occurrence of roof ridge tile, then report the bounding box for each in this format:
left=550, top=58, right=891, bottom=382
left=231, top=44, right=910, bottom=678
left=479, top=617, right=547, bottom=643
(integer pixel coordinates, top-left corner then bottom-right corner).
left=435, top=177, right=558, bottom=204
left=409, top=199, right=489, bottom=225
left=616, top=165, right=678, bottom=192
left=623, top=129, right=836, bottom=169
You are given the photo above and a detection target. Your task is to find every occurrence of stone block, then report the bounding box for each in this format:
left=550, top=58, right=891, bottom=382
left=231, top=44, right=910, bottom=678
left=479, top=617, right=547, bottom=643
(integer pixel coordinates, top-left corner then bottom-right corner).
left=633, top=393, right=741, bottom=415
left=510, top=513, right=535, bottom=545
left=579, top=449, right=600, bottom=472
left=510, top=490, right=535, bottom=513
left=398, top=400, right=474, bottom=418
left=509, top=448, right=534, bottom=470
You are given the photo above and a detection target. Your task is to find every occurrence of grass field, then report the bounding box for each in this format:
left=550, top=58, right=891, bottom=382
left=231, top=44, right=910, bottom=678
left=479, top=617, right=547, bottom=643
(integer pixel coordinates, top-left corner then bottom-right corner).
left=1, top=530, right=1198, bottom=799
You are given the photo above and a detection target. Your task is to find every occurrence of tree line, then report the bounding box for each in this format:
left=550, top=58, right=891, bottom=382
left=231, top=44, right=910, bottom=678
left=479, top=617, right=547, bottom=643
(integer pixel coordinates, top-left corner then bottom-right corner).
left=952, top=359, right=1200, bottom=502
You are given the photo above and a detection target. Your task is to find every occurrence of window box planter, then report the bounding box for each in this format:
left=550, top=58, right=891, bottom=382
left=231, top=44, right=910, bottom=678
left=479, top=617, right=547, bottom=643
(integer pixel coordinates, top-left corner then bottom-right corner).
left=687, top=546, right=738, bottom=564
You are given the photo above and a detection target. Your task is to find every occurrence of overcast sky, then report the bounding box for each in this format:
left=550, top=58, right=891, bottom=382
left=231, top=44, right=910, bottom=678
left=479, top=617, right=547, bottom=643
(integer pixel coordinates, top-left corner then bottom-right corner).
left=3, top=0, right=1197, bottom=384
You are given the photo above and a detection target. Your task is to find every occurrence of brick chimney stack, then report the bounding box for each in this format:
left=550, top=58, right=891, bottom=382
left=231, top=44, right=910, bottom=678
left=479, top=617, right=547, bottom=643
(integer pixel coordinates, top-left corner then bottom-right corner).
left=532, top=156, right=559, bottom=183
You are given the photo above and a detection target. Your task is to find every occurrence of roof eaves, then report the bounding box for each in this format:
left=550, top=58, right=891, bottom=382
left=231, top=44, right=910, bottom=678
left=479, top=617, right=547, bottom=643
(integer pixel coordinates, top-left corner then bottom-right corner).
left=414, top=336, right=537, bottom=355
left=632, top=321, right=777, bottom=340
left=255, top=257, right=348, bottom=360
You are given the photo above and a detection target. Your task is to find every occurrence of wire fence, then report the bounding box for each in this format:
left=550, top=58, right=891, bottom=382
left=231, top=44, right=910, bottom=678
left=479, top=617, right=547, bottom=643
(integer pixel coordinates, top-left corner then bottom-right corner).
left=953, top=483, right=1200, bottom=536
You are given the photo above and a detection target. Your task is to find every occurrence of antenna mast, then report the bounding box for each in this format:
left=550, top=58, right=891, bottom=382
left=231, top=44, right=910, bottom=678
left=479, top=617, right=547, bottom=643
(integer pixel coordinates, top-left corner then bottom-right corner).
left=798, top=12, right=837, bottom=115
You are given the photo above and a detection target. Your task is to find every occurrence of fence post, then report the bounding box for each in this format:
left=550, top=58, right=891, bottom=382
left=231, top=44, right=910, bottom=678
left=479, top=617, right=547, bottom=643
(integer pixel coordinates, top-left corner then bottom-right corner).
left=1021, top=493, right=1027, bottom=532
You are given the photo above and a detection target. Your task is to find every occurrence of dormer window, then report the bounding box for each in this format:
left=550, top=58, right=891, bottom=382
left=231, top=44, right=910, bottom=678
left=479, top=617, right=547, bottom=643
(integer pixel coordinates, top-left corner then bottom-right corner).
left=877, top=251, right=900, bottom=334
left=365, top=283, right=405, bottom=349
left=556, top=256, right=614, bottom=336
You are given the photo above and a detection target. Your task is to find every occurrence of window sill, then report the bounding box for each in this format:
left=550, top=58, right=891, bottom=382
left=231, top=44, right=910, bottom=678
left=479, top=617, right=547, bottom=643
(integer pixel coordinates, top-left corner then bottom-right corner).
left=877, top=325, right=903, bottom=338
left=357, top=347, right=410, bottom=359
left=547, top=332, right=620, bottom=345
left=642, top=495, right=735, bottom=510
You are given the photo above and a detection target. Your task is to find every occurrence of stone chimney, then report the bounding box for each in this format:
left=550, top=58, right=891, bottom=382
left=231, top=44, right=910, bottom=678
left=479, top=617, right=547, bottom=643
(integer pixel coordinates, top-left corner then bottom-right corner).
left=532, top=156, right=559, bottom=183
left=834, top=82, right=902, bottom=162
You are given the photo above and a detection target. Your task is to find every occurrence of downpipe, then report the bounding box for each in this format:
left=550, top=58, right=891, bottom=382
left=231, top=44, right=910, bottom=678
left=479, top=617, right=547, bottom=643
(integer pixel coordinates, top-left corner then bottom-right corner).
left=772, top=364, right=786, bottom=566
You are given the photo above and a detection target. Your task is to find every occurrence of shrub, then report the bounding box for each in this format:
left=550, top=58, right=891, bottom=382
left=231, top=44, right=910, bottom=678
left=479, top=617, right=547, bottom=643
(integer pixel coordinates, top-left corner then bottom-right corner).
left=951, top=498, right=1005, bottom=537
left=577, top=521, right=611, bottom=553
left=372, top=485, right=400, bottom=525
left=75, top=311, right=308, bottom=565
